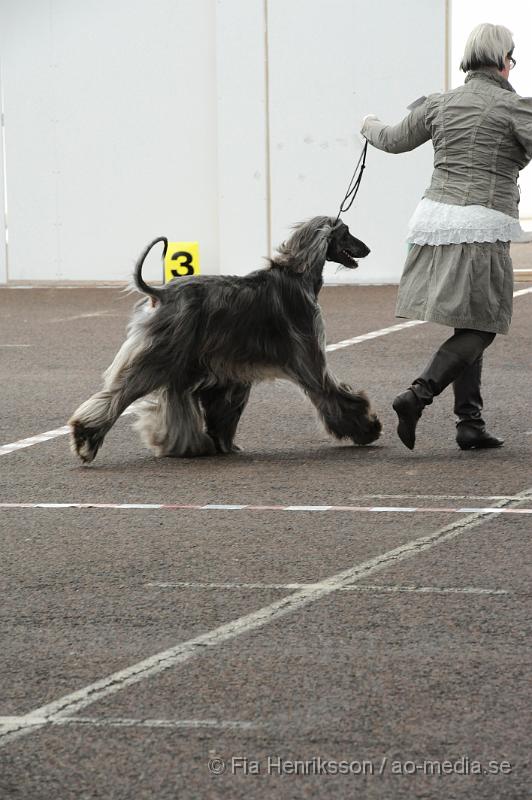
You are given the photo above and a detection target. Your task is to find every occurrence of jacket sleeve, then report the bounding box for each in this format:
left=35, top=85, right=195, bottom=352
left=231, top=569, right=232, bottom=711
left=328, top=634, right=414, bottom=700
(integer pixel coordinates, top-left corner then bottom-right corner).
left=361, top=99, right=431, bottom=154
left=510, top=96, right=532, bottom=161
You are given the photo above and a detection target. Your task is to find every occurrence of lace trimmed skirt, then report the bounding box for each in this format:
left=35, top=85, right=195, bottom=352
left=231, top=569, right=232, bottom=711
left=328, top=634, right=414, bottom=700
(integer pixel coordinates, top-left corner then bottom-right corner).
left=406, top=198, right=523, bottom=245
left=395, top=240, right=514, bottom=334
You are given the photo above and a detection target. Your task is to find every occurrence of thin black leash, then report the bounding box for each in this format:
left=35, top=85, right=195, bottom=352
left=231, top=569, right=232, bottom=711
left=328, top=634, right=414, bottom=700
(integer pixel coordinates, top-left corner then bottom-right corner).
left=335, top=138, right=368, bottom=224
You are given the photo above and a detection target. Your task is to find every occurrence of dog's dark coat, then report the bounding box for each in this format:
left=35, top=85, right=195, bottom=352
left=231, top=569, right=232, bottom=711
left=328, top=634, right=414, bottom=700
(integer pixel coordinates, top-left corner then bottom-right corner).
left=69, top=216, right=381, bottom=462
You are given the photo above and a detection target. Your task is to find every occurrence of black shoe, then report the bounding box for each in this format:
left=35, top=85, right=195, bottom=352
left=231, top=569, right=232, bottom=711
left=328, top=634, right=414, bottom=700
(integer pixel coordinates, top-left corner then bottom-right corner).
left=394, top=344, right=473, bottom=451
left=456, top=422, right=504, bottom=450
left=392, top=389, right=422, bottom=450
left=453, top=357, right=503, bottom=449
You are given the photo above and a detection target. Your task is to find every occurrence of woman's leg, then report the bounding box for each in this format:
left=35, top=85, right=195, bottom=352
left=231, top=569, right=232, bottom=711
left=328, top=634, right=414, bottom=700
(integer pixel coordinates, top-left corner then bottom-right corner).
left=452, top=350, right=504, bottom=450
left=453, top=354, right=485, bottom=424
left=393, top=328, right=497, bottom=450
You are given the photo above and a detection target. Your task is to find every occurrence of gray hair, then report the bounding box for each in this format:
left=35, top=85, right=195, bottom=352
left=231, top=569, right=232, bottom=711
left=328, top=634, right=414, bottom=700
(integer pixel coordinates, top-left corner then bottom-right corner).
left=68, top=216, right=380, bottom=463
left=459, top=23, right=514, bottom=72
left=274, top=216, right=336, bottom=274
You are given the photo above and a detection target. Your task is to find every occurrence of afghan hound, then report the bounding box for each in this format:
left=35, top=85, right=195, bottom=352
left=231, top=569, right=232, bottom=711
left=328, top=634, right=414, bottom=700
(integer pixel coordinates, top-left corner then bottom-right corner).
left=69, top=216, right=382, bottom=462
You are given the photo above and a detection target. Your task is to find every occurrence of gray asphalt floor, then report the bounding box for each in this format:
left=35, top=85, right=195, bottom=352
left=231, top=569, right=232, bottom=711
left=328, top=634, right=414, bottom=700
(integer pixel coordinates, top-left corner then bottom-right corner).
left=0, top=280, right=531, bottom=799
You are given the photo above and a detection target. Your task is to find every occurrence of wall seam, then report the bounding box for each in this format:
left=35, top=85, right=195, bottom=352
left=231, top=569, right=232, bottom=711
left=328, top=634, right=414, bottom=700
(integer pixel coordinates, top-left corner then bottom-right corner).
left=0, top=58, right=9, bottom=283
left=445, top=0, right=451, bottom=91
left=263, top=0, right=272, bottom=258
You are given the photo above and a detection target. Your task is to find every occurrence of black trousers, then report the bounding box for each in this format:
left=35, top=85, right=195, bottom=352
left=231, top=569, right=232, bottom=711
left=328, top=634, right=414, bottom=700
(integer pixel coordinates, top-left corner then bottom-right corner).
left=449, top=330, right=495, bottom=424
left=440, top=328, right=496, bottom=365
left=412, top=328, right=496, bottom=423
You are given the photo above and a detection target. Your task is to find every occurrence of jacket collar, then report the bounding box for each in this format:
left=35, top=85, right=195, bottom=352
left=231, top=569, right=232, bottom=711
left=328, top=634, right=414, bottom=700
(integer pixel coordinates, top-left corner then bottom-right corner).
left=465, top=68, right=515, bottom=93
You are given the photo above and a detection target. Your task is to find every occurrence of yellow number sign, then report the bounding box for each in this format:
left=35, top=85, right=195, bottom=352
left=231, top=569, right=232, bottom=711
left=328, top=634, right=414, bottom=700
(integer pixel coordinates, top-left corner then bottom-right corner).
left=164, top=242, right=201, bottom=283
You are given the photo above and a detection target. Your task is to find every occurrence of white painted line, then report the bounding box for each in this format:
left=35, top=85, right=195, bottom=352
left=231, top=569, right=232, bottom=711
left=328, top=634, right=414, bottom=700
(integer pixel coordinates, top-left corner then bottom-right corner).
left=5, top=284, right=123, bottom=290
left=1, top=502, right=531, bottom=515
left=67, top=717, right=258, bottom=730
left=0, top=717, right=44, bottom=728
left=0, top=716, right=257, bottom=731
left=345, top=584, right=510, bottom=596
left=457, top=507, right=513, bottom=513
left=0, top=411, right=133, bottom=457
left=367, top=506, right=418, bottom=512
left=353, top=494, right=519, bottom=501
left=0, top=323, right=417, bottom=458
left=0, top=344, right=31, bottom=348
left=1, top=291, right=528, bottom=459
left=201, top=504, right=247, bottom=510
left=49, top=311, right=124, bottom=323
left=1, top=286, right=529, bottom=456
left=325, top=320, right=426, bottom=351
left=325, top=285, right=531, bottom=352
left=146, top=581, right=509, bottom=596
left=146, top=582, right=323, bottom=590
left=284, top=505, right=333, bottom=511
left=1, top=487, right=528, bottom=748
left=0, top=426, right=71, bottom=456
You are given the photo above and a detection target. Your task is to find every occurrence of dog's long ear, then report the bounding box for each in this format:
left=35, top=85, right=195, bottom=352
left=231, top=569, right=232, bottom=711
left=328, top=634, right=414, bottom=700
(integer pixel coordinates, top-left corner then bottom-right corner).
left=274, top=217, right=333, bottom=274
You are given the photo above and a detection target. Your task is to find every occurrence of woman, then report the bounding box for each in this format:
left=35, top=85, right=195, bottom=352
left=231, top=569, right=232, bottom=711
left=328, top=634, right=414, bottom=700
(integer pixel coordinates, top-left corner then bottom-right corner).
left=361, top=23, right=532, bottom=450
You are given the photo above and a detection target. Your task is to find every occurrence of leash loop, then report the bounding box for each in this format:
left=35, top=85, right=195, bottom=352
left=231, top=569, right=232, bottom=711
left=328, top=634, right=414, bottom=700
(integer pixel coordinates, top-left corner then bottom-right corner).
left=335, top=139, right=368, bottom=223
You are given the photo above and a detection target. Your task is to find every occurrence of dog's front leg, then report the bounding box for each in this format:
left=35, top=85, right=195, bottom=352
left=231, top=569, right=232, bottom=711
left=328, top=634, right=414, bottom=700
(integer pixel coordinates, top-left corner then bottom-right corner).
left=199, top=382, right=251, bottom=453
left=310, top=374, right=382, bottom=445
left=287, top=345, right=381, bottom=446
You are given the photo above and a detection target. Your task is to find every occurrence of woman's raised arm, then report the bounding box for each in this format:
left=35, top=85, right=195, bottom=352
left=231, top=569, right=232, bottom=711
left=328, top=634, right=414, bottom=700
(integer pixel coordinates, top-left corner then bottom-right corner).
left=361, top=99, right=431, bottom=154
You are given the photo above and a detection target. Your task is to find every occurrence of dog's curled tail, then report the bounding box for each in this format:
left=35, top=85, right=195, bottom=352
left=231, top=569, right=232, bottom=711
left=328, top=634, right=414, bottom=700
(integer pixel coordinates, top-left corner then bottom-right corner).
left=134, top=236, right=168, bottom=303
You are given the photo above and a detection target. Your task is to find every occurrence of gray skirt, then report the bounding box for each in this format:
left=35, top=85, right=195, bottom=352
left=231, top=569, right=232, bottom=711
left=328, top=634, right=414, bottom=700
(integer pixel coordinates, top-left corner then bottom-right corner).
left=396, top=240, right=513, bottom=334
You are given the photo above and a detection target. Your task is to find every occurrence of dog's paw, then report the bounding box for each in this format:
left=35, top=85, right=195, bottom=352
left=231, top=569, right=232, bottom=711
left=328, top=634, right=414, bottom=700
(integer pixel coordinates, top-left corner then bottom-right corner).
left=69, top=420, right=103, bottom=463
left=167, top=433, right=218, bottom=458
left=351, top=413, right=382, bottom=446
left=209, top=436, right=243, bottom=455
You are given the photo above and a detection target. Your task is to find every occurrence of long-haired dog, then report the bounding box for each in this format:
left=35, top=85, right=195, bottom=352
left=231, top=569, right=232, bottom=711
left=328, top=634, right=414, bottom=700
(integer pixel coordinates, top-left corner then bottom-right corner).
left=69, top=216, right=381, bottom=462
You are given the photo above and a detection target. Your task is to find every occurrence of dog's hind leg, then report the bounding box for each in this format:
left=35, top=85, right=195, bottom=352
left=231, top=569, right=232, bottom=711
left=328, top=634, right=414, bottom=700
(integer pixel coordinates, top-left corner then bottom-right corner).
left=287, top=346, right=382, bottom=446
left=134, top=385, right=216, bottom=458
left=68, top=335, right=167, bottom=463
left=199, top=382, right=251, bottom=453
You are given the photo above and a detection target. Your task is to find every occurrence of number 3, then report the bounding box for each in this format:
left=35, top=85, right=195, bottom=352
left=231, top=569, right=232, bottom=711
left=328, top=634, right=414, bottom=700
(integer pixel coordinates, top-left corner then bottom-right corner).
left=170, top=251, right=194, bottom=277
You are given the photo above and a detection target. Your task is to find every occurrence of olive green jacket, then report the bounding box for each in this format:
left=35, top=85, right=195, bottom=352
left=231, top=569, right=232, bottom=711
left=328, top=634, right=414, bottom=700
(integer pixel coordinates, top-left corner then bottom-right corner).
left=361, top=68, right=532, bottom=219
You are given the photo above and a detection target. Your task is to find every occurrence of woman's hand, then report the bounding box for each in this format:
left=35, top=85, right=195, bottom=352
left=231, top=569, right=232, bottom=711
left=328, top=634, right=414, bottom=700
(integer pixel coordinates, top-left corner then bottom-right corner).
left=361, top=113, right=379, bottom=127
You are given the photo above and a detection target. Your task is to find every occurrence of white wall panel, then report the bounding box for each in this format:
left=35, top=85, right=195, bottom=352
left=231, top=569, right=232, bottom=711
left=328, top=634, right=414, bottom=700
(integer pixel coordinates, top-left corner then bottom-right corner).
left=215, top=0, right=270, bottom=276
left=0, top=64, right=6, bottom=284
left=0, top=0, right=447, bottom=284
left=0, top=1, right=57, bottom=283
left=0, top=0, right=219, bottom=282
left=267, top=0, right=447, bottom=283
